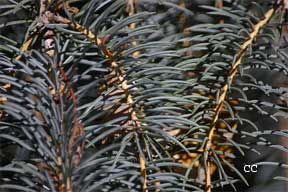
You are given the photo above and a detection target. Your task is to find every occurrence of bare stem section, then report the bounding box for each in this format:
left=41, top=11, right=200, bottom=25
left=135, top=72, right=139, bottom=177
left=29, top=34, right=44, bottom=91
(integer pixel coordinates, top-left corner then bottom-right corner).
left=127, top=1, right=147, bottom=191
left=140, top=155, right=148, bottom=192
left=54, top=15, right=101, bottom=43
left=15, top=37, right=33, bottom=60
left=203, top=8, right=274, bottom=192
left=127, top=0, right=140, bottom=57
left=218, top=0, right=224, bottom=24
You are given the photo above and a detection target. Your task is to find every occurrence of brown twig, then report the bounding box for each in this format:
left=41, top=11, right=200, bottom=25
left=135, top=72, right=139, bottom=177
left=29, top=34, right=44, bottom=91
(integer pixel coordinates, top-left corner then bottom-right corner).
left=218, top=0, right=224, bottom=24
left=127, top=0, right=140, bottom=57
left=54, top=15, right=101, bottom=43
left=15, top=0, right=79, bottom=61
left=15, top=0, right=51, bottom=60
left=56, top=0, right=79, bottom=14
left=15, top=37, right=34, bottom=60
left=140, top=154, right=148, bottom=191
left=179, top=0, right=186, bottom=28
left=180, top=0, right=192, bottom=57
left=203, top=8, right=274, bottom=192
left=127, top=1, right=148, bottom=191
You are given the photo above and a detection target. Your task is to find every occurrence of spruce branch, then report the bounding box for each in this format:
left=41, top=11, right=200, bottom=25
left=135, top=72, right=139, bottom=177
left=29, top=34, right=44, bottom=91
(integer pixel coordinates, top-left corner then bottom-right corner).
left=12, top=1, right=85, bottom=191
left=39, top=1, right=78, bottom=192
left=202, top=8, right=275, bottom=192
left=126, top=1, right=148, bottom=190
left=57, top=2, right=149, bottom=189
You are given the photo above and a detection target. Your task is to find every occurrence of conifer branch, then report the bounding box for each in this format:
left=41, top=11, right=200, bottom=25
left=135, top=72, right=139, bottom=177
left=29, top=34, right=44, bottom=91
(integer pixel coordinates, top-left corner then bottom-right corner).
left=39, top=1, right=74, bottom=192
left=14, top=1, right=85, bottom=191
left=203, top=8, right=275, bottom=192
left=57, top=3, right=148, bottom=190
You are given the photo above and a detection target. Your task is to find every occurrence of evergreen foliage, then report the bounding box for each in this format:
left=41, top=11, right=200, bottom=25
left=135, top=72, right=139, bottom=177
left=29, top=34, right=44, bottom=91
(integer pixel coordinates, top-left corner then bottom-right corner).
left=0, top=0, right=288, bottom=191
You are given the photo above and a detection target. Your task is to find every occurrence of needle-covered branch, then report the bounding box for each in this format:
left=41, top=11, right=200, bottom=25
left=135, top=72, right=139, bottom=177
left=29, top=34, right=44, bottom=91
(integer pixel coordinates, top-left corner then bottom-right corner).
left=203, top=8, right=275, bottom=192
